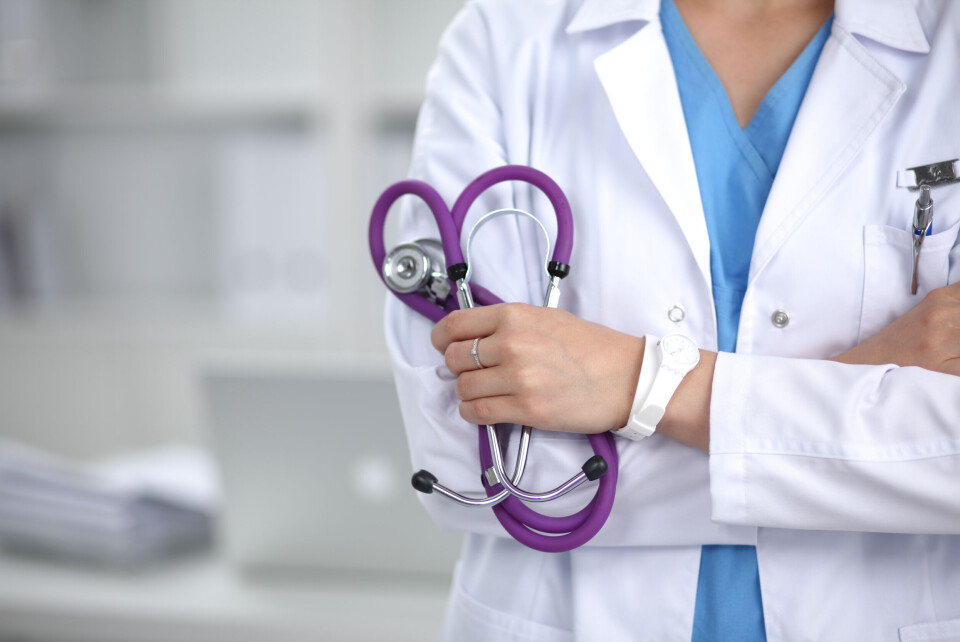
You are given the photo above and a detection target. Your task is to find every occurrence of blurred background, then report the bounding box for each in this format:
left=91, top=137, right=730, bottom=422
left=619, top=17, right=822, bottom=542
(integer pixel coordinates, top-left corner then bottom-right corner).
left=0, top=1, right=464, bottom=640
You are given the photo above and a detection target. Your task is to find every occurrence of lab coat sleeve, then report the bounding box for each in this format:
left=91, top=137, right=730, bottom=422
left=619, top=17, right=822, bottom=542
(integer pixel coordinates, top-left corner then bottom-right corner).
left=709, top=353, right=960, bottom=534
left=386, top=1, right=541, bottom=538
left=387, top=1, right=605, bottom=539
left=387, top=2, right=755, bottom=546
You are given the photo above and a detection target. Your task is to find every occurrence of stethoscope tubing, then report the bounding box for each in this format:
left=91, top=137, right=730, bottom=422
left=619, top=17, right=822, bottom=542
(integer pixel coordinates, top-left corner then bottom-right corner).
left=369, top=179, right=501, bottom=322
left=451, top=165, right=574, bottom=265
left=482, top=430, right=618, bottom=550
left=369, top=165, right=618, bottom=552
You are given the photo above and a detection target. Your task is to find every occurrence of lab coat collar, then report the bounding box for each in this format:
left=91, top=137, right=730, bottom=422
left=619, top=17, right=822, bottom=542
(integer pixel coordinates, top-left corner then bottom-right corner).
left=568, top=0, right=929, bottom=54
left=593, top=22, right=714, bottom=290
left=749, top=26, right=908, bottom=284
left=835, top=0, right=929, bottom=54
left=566, top=0, right=659, bottom=34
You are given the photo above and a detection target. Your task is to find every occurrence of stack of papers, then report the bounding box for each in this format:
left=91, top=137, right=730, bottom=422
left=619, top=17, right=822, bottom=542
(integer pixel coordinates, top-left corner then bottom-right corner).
left=0, top=440, right=218, bottom=566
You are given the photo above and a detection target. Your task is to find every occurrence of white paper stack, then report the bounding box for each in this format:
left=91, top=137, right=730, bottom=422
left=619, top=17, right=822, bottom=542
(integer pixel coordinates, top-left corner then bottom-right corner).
left=0, top=440, right=218, bottom=566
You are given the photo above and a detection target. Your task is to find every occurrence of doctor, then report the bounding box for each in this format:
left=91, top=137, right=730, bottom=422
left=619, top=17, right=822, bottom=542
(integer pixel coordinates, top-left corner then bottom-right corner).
left=386, top=0, right=960, bottom=640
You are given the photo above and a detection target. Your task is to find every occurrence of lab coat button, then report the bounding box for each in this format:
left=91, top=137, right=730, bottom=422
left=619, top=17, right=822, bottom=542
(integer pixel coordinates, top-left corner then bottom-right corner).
left=771, top=310, right=790, bottom=328
left=667, top=305, right=685, bottom=323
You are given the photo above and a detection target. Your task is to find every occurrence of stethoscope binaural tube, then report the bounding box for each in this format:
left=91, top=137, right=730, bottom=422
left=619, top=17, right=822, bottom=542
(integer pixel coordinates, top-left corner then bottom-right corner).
left=369, top=165, right=619, bottom=552
left=481, top=430, right=618, bottom=553
left=459, top=204, right=608, bottom=505
left=450, top=165, right=617, bottom=552
left=411, top=426, right=532, bottom=507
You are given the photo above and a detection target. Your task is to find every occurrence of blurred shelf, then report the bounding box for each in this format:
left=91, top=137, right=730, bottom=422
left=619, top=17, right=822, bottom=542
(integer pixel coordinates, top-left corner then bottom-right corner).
left=0, top=300, right=337, bottom=345
left=0, top=85, right=326, bottom=130
left=0, top=86, right=432, bottom=132
left=0, top=550, right=449, bottom=642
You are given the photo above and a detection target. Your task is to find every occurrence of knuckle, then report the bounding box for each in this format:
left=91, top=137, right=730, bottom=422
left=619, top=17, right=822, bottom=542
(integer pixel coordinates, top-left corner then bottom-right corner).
left=500, top=338, right=523, bottom=361
left=923, top=286, right=956, bottom=311
left=916, top=305, right=949, bottom=333
left=513, top=365, right=537, bottom=393
left=429, top=321, right=445, bottom=352
left=471, top=399, right=492, bottom=424
left=445, top=309, right=466, bottom=334
left=925, top=304, right=953, bottom=327
left=501, top=302, right=529, bottom=326
left=444, top=343, right=458, bottom=372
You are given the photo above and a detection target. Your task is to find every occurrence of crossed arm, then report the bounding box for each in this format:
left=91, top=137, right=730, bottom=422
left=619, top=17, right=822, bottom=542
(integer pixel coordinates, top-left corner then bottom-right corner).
left=430, top=281, right=960, bottom=452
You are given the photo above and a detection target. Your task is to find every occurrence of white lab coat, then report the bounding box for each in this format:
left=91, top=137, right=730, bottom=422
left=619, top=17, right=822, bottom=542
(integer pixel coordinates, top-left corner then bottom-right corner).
left=384, top=0, right=960, bottom=640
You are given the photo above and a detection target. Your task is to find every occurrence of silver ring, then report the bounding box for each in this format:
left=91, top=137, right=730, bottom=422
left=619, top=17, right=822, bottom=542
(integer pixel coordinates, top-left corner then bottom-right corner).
left=471, top=337, right=486, bottom=369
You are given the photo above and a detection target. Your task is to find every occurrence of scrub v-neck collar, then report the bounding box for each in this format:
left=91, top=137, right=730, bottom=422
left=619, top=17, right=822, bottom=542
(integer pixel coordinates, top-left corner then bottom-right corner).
left=659, top=0, right=834, bottom=179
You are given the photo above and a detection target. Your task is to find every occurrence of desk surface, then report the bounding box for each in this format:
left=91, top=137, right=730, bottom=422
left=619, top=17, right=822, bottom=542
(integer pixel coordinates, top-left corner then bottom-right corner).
left=0, top=551, right=450, bottom=642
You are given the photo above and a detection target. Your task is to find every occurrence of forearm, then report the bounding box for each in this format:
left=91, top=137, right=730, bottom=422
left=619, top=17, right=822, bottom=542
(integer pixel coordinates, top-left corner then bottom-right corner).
left=391, top=298, right=755, bottom=546
left=653, top=282, right=960, bottom=455
left=708, top=353, right=960, bottom=534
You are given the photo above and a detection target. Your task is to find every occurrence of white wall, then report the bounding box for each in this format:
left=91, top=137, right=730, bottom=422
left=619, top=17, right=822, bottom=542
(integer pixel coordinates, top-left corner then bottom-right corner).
left=0, top=0, right=464, bottom=458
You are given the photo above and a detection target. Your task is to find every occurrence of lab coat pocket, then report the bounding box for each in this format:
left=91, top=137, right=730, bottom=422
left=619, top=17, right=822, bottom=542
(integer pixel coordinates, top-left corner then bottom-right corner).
left=858, top=218, right=960, bottom=342
left=899, top=617, right=960, bottom=642
left=441, top=570, right=574, bottom=642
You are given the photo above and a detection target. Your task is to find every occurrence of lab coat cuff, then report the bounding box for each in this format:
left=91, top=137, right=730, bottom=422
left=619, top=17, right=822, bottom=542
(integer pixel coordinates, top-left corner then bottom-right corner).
left=707, top=352, right=751, bottom=526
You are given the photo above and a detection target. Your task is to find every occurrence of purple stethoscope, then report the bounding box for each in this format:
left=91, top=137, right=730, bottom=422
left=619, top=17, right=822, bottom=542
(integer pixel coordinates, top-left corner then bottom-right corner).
left=369, top=165, right=618, bottom=553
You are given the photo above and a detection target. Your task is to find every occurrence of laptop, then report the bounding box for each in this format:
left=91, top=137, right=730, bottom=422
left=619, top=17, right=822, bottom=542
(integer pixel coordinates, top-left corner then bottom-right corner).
left=203, top=356, right=462, bottom=577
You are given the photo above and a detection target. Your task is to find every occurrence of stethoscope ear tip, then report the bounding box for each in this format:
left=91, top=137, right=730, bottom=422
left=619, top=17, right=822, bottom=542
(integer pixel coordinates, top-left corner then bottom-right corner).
left=411, top=469, right=439, bottom=494
left=582, top=455, right=608, bottom=481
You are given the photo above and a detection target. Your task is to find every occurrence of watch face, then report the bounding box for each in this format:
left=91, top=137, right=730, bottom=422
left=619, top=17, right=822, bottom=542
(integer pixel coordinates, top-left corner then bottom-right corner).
left=660, top=334, right=700, bottom=366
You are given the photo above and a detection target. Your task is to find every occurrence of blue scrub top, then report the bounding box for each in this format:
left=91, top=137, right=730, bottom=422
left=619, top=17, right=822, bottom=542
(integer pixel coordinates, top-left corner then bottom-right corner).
left=659, top=2, right=833, bottom=640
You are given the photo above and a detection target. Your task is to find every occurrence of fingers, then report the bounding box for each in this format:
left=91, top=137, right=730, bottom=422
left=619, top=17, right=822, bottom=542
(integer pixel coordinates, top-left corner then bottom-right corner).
left=430, top=303, right=512, bottom=354
left=444, top=335, right=502, bottom=374
left=454, top=368, right=513, bottom=401
left=458, top=395, right=518, bottom=427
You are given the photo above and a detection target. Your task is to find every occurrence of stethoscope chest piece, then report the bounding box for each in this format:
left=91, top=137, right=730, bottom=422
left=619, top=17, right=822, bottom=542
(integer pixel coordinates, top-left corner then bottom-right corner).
left=382, top=239, right=450, bottom=303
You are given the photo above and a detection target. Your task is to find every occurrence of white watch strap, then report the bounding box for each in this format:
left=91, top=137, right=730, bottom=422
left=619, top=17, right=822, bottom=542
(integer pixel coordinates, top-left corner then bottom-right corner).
left=612, top=335, right=660, bottom=441
left=631, top=366, right=685, bottom=431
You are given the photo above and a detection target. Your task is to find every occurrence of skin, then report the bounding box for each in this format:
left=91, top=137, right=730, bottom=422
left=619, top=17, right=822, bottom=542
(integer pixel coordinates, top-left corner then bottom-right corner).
left=432, top=283, right=960, bottom=453
left=673, top=0, right=835, bottom=128
left=430, top=0, right=960, bottom=453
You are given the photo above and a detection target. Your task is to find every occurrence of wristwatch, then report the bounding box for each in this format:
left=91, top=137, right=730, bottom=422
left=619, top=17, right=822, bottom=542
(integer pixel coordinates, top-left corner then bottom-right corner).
left=613, top=333, right=700, bottom=441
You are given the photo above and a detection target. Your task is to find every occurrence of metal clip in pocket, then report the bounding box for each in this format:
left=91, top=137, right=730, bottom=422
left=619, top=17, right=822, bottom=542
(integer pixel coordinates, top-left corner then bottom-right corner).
left=898, top=159, right=959, bottom=190
left=911, top=186, right=934, bottom=294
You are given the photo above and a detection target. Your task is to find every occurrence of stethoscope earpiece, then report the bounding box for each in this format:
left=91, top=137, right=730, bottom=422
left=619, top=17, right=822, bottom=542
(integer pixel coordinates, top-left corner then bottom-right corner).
left=582, top=455, right=609, bottom=481
left=411, top=470, right=438, bottom=494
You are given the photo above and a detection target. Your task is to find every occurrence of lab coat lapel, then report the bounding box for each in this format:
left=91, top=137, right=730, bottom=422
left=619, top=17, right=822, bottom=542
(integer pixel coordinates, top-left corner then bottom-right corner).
left=749, top=26, right=907, bottom=281
left=593, top=23, right=713, bottom=289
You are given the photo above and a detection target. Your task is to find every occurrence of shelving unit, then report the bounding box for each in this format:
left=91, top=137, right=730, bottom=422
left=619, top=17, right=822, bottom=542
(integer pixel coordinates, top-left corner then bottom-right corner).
left=0, top=0, right=463, bottom=456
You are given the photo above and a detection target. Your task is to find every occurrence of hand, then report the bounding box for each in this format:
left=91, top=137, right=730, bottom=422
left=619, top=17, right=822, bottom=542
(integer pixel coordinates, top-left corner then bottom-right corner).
left=832, top=282, right=960, bottom=375
left=430, top=303, right=644, bottom=433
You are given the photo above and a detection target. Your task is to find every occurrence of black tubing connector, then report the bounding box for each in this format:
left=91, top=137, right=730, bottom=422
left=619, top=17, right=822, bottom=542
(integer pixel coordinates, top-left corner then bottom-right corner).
left=547, top=261, right=571, bottom=279
left=447, top=262, right=468, bottom=282
left=411, top=470, right=438, bottom=494
left=582, top=455, right=608, bottom=481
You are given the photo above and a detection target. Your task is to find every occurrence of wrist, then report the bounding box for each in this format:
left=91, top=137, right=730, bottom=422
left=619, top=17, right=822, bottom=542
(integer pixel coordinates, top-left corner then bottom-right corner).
left=656, top=348, right=716, bottom=452
left=614, top=335, right=646, bottom=429
left=613, top=333, right=700, bottom=442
